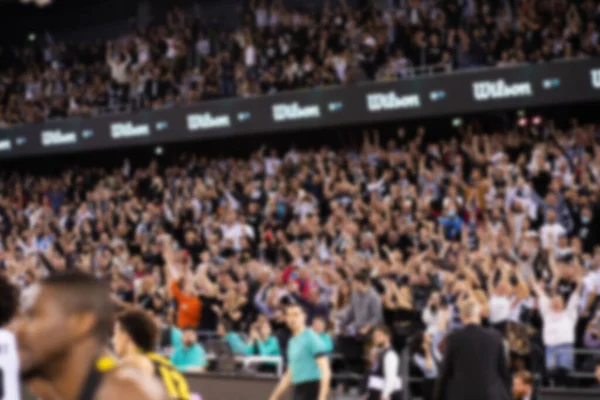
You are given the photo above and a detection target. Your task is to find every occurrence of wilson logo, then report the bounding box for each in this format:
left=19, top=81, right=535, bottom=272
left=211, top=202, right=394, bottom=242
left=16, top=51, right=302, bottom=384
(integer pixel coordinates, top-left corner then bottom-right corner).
left=472, top=80, right=533, bottom=101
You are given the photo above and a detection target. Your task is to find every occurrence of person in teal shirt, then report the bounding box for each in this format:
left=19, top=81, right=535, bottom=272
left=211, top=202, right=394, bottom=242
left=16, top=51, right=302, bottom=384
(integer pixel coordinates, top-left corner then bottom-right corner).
left=170, top=327, right=208, bottom=372
left=311, top=316, right=334, bottom=354
left=269, top=304, right=331, bottom=400
left=217, top=320, right=253, bottom=355
left=247, top=322, right=281, bottom=372
left=170, top=325, right=184, bottom=348
left=251, top=322, right=281, bottom=356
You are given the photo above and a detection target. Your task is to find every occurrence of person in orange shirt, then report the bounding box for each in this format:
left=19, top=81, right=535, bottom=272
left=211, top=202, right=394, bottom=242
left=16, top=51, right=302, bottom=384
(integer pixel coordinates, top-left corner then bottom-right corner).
left=170, top=279, right=202, bottom=330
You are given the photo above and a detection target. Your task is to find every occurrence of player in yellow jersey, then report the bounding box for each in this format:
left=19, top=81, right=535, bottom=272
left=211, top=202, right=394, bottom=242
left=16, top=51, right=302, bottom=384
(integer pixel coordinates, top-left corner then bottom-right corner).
left=114, top=309, right=191, bottom=400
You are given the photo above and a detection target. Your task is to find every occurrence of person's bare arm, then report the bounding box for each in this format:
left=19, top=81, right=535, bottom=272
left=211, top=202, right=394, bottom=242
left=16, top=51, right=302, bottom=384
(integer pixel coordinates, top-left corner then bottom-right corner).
left=529, top=277, right=545, bottom=299
left=122, top=354, right=155, bottom=376
left=269, top=369, right=292, bottom=400
left=98, top=368, right=167, bottom=400
left=316, top=356, right=332, bottom=400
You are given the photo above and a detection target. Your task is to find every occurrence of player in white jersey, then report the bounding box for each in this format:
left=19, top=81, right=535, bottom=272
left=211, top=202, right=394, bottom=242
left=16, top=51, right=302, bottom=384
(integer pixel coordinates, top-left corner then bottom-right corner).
left=0, top=273, right=20, bottom=400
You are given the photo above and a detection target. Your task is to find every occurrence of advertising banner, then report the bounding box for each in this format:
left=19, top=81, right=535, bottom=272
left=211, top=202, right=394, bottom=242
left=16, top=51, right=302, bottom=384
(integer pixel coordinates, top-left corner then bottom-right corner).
left=1, top=58, right=600, bottom=159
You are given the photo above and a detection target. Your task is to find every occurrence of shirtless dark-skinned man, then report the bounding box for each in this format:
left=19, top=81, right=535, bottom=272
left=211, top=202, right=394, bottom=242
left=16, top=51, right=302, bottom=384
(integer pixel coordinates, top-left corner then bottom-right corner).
left=13, top=271, right=168, bottom=400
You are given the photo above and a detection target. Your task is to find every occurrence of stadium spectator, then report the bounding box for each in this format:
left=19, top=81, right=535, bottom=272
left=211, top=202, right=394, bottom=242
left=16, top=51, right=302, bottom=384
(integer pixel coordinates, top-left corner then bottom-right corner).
left=248, top=321, right=281, bottom=357
left=530, top=271, right=583, bottom=383
left=512, top=370, right=537, bottom=400
left=1, top=0, right=599, bottom=126
left=411, top=332, right=442, bottom=400
left=311, top=317, right=334, bottom=355
left=166, top=245, right=203, bottom=330
left=170, top=327, right=209, bottom=373
left=340, top=271, right=383, bottom=337
left=2, top=118, right=600, bottom=392
left=218, top=320, right=252, bottom=356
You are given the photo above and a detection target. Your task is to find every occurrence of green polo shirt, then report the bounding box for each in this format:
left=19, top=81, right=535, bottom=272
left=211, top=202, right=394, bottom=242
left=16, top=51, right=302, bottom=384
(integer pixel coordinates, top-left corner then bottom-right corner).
left=287, top=328, right=326, bottom=384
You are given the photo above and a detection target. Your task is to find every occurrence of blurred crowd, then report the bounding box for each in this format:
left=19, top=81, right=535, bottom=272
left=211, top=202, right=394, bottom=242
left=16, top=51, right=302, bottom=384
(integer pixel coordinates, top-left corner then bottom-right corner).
left=2, top=119, right=600, bottom=396
left=1, top=0, right=600, bottom=127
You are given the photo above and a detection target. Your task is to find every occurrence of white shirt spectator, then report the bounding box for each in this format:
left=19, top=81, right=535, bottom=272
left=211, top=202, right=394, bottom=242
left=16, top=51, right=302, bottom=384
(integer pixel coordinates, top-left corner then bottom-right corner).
left=69, top=97, right=81, bottom=113
left=488, top=294, right=511, bottom=324
left=504, top=184, right=534, bottom=211
left=538, top=292, right=579, bottom=346
left=255, top=7, right=268, bottom=28
left=59, top=214, right=70, bottom=231
left=422, top=307, right=442, bottom=334
left=76, top=209, right=94, bottom=227
left=244, top=43, right=257, bottom=67
left=284, top=61, right=300, bottom=81
left=553, top=159, right=574, bottom=187
left=18, top=237, right=37, bottom=256
left=196, top=38, right=211, bottom=57
left=381, top=350, right=402, bottom=397
left=136, top=39, right=150, bottom=65
left=333, top=55, right=348, bottom=82
left=409, top=7, right=422, bottom=25
left=508, top=297, right=533, bottom=323
left=26, top=206, right=44, bottom=228
left=363, top=35, right=377, bottom=48
left=581, top=271, right=600, bottom=311
left=442, top=195, right=464, bottom=210
left=540, top=222, right=566, bottom=250
left=264, top=156, right=281, bottom=176
left=0, top=330, right=20, bottom=400
left=508, top=212, right=526, bottom=246
left=318, top=239, right=331, bottom=262
left=165, top=38, right=178, bottom=59
left=221, top=222, right=254, bottom=250
left=294, top=196, right=317, bottom=219
left=224, top=191, right=241, bottom=211
left=107, top=55, right=131, bottom=85
left=25, top=79, right=41, bottom=101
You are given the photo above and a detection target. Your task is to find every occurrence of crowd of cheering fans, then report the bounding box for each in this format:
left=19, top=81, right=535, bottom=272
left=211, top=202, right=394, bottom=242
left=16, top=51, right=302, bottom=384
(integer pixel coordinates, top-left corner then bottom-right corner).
left=1, top=0, right=600, bottom=127
left=2, top=119, right=600, bottom=398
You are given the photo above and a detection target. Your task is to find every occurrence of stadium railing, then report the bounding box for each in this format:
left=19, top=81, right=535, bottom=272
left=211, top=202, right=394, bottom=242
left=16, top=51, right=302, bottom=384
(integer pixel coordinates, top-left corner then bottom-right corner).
left=188, top=328, right=600, bottom=399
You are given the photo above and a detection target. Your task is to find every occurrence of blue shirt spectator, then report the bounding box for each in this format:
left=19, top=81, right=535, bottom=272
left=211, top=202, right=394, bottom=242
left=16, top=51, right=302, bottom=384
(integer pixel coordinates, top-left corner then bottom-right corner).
left=171, top=343, right=208, bottom=372
left=250, top=323, right=281, bottom=356
left=311, top=317, right=334, bottom=354
left=218, top=321, right=252, bottom=355
left=438, top=208, right=463, bottom=240
left=170, top=326, right=184, bottom=348
left=226, top=332, right=252, bottom=355
left=170, top=328, right=208, bottom=372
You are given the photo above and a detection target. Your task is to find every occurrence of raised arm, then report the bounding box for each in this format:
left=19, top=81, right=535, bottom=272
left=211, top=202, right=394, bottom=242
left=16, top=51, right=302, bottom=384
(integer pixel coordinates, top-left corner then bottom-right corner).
left=567, top=265, right=585, bottom=315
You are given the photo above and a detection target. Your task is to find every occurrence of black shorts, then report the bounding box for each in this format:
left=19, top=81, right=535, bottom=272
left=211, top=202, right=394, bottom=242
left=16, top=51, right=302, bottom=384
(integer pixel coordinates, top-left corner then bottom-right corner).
left=293, top=381, right=320, bottom=400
